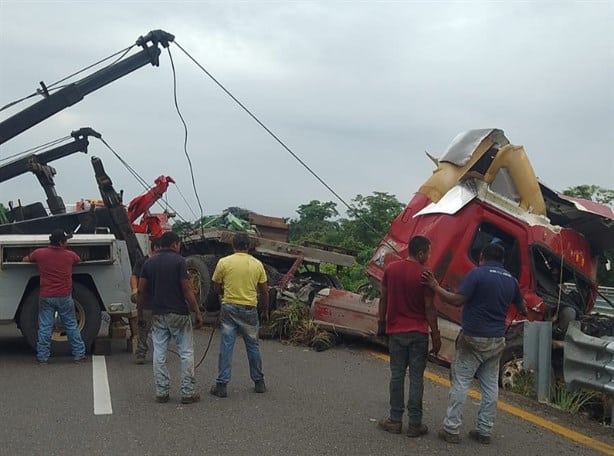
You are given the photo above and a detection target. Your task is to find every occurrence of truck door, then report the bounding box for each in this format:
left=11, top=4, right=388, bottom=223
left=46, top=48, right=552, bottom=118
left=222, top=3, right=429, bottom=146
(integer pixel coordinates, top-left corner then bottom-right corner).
left=436, top=209, right=528, bottom=325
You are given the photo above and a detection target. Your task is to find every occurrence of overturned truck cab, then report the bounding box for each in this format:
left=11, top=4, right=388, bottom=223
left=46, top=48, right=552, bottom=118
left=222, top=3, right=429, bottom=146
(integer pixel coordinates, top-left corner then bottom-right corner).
left=312, top=128, right=614, bottom=383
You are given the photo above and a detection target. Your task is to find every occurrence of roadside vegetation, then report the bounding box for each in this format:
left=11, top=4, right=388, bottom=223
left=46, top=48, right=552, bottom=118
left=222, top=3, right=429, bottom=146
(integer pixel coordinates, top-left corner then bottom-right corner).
left=263, top=301, right=336, bottom=352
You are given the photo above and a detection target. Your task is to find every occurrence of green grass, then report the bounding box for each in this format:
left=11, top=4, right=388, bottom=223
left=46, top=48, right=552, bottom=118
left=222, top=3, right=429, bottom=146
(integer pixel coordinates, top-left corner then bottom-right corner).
left=265, top=301, right=335, bottom=351
left=550, top=382, right=599, bottom=414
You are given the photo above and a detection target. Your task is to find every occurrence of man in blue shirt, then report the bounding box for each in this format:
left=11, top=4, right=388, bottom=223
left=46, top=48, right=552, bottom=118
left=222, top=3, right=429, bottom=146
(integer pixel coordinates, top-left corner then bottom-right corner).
left=422, top=243, right=526, bottom=445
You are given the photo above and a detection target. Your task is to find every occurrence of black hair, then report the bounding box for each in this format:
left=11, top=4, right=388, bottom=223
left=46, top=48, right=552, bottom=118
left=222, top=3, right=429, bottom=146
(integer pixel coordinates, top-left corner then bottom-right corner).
left=151, top=237, right=161, bottom=250
left=159, top=231, right=181, bottom=248
left=232, top=232, right=250, bottom=251
left=408, top=235, right=430, bottom=257
left=481, top=243, right=505, bottom=262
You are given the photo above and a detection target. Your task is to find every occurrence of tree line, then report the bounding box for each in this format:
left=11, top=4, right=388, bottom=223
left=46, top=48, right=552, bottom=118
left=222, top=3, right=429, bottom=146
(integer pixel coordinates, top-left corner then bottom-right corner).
left=288, top=185, right=614, bottom=290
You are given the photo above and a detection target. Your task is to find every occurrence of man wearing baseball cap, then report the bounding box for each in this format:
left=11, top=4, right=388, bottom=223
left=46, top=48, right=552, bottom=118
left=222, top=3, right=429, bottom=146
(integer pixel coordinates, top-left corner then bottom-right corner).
left=23, top=229, right=86, bottom=363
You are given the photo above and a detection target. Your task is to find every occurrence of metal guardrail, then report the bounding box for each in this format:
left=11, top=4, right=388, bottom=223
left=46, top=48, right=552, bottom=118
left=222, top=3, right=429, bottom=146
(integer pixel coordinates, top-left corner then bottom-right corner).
left=594, top=286, right=614, bottom=317
left=563, top=320, right=614, bottom=427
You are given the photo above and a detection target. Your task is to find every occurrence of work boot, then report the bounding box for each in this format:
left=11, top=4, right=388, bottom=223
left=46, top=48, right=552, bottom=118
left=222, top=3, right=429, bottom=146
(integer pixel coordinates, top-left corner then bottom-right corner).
left=254, top=379, right=267, bottom=393
left=438, top=429, right=460, bottom=444
left=468, top=430, right=491, bottom=444
left=181, top=393, right=201, bottom=404
left=209, top=383, right=227, bottom=398
left=406, top=423, right=428, bottom=438
left=377, top=418, right=402, bottom=434
left=134, top=355, right=146, bottom=365
left=155, top=395, right=169, bottom=403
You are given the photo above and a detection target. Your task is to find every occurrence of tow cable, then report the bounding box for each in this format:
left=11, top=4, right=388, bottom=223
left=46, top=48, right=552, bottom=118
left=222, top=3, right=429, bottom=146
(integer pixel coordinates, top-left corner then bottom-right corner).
left=166, top=323, right=216, bottom=369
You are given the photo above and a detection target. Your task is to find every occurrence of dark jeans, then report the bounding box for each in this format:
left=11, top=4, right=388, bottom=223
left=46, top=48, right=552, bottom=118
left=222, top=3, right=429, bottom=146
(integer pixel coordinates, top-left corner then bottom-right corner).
left=216, top=303, right=264, bottom=385
left=388, top=332, right=429, bottom=424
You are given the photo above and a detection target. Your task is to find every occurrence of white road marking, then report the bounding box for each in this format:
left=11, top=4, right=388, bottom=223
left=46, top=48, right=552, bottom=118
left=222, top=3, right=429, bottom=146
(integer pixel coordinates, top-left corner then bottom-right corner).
left=92, top=355, right=113, bottom=415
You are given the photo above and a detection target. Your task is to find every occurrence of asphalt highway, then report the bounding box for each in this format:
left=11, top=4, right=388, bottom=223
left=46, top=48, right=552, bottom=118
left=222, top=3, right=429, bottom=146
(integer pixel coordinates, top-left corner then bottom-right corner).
left=0, top=325, right=612, bottom=456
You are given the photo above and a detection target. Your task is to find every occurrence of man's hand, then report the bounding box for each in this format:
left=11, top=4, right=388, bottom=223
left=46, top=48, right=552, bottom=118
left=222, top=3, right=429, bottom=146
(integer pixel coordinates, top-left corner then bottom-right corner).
left=260, top=308, right=270, bottom=323
left=130, top=288, right=138, bottom=304
left=430, top=330, right=442, bottom=355
left=421, top=270, right=438, bottom=289
left=193, top=312, right=204, bottom=330
left=377, top=319, right=386, bottom=337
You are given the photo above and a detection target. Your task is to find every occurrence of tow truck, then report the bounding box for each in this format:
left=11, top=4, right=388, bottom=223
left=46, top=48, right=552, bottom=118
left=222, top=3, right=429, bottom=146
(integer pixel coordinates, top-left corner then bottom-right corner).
left=0, top=30, right=175, bottom=352
left=0, top=28, right=354, bottom=351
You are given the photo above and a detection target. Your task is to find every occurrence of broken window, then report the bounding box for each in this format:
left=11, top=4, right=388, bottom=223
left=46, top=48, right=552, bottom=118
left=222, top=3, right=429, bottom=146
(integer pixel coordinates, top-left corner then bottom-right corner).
left=468, top=222, right=520, bottom=278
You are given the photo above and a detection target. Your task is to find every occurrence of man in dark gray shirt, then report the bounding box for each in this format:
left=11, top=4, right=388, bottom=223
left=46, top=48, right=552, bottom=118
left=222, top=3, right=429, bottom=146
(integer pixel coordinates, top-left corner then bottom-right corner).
left=139, top=231, right=203, bottom=404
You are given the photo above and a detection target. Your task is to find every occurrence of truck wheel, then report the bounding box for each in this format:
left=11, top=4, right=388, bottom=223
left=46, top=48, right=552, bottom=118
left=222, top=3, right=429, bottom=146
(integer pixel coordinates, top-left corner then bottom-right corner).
left=19, top=283, right=102, bottom=354
left=186, top=255, right=211, bottom=311
left=202, top=255, right=221, bottom=311
left=499, top=345, right=524, bottom=389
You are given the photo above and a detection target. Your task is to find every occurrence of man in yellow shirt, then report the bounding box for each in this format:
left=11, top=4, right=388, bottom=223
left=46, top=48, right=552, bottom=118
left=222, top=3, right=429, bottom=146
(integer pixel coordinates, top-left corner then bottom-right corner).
left=210, top=232, right=269, bottom=398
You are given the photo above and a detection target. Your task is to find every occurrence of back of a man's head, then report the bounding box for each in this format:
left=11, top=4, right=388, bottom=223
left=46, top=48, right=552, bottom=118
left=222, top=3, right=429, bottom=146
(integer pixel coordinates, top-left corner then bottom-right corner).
left=232, top=232, right=250, bottom=251
left=159, top=231, right=181, bottom=249
left=481, top=243, right=505, bottom=263
left=408, top=235, right=430, bottom=257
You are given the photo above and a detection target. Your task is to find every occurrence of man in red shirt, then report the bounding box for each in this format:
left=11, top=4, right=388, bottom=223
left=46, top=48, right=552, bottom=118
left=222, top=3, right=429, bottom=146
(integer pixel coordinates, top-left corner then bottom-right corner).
left=23, top=229, right=86, bottom=364
left=377, top=235, right=441, bottom=437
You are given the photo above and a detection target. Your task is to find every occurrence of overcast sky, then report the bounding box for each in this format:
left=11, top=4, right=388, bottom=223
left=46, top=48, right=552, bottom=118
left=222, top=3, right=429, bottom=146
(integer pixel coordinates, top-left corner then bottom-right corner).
left=1, top=1, right=612, bottom=224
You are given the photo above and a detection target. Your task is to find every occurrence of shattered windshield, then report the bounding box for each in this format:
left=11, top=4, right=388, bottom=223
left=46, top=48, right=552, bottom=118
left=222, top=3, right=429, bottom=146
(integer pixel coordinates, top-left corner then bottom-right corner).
left=531, top=245, right=594, bottom=315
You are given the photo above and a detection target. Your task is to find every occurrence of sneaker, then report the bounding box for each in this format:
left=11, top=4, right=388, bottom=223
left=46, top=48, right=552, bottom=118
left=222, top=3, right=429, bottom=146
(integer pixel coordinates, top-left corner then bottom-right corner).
left=36, top=358, right=49, bottom=365
left=468, top=430, right=491, bottom=444
left=74, top=356, right=87, bottom=364
left=406, top=423, right=428, bottom=438
left=438, top=429, right=460, bottom=444
left=155, top=394, right=169, bottom=403
left=181, top=393, right=201, bottom=404
left=209, top=383, right=227, bottom=398
left=134, top=356, right=146, bottom=365
left=378, top=418, right=402, bottom=434
left=254, top=379, right=267, bottom=393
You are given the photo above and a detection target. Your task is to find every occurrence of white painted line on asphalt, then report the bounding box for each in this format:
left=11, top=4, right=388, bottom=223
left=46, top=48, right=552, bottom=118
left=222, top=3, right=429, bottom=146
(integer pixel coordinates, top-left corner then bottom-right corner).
left=92, top=355, right=113, bottom=415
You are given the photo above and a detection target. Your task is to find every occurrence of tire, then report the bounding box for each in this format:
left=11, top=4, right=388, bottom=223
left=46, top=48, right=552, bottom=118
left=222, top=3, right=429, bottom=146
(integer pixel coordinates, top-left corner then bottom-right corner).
left=201, top=255, right=221, bottom=311
left=186, top=255, right=211, bottom=311
left=499, top=344, right=524, bottom=389
left=19, top=283, right=102, bottom=354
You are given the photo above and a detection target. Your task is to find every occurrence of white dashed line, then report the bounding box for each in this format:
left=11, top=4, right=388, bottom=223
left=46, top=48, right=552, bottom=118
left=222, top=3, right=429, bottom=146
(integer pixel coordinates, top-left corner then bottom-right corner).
left=92, top=355, right=113, bottom=415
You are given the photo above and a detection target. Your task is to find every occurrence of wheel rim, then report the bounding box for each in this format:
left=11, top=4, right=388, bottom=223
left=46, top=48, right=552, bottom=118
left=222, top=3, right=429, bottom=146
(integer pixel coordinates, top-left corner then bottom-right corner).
left=187, top=268, right=203, bottom=303
left=501, top=358, right=524, bottom=390
left=51, top=299, right=85, bottom=342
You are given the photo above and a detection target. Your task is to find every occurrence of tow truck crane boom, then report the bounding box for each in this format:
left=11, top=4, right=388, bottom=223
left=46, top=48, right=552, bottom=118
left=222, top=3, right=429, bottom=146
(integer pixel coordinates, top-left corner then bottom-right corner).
left=0, top=30, right=174, bottom=145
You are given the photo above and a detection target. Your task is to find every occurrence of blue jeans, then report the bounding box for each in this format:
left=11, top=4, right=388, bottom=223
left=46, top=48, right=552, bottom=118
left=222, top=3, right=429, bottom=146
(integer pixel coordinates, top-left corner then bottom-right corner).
left=388, top=332, right=429, bottom=423
left=443, top=333, right=505, bottom=436
left=151, top=313, right=195, bottom=397
left=37, top=296, right=86, bottom=361
left=216, top=303, right=264, bottom=385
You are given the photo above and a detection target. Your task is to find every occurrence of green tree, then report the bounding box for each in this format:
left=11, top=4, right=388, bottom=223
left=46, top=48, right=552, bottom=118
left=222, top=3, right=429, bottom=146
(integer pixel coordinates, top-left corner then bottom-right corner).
left=562, top=185, right=614, bottom=205
left=563, top=185, right=614, bottom=287
left=288, top=200, right=339, bottom=244
left=289, top=192, right=404, bottom=291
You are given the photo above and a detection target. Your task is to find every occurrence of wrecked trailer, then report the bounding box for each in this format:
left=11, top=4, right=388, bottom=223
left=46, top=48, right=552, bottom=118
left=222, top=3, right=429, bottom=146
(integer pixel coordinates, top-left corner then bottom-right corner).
left=178, top=209, right=355, bottom=314
left=311, top=128, right=614, bottom=384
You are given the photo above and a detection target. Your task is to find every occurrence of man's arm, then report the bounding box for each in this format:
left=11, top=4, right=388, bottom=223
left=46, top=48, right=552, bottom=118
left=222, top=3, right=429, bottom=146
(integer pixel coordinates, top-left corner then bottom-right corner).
left=136, top=278, right=149, bottom=321
left=377, top=284, right=388, bottom=336
left=130, top=275, right=139, bottom=303
left=257, top=282, right=269, bottom=321
left=424, top=294, right=441, bottom=354
left=180, top=278, right=203, bottom=328
left=421, top=271, right=468, bottom=307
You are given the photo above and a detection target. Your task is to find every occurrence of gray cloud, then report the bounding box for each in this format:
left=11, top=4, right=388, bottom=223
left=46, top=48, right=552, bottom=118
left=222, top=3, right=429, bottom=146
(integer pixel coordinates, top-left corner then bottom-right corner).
left=1, top=1, right=612, bottom=223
